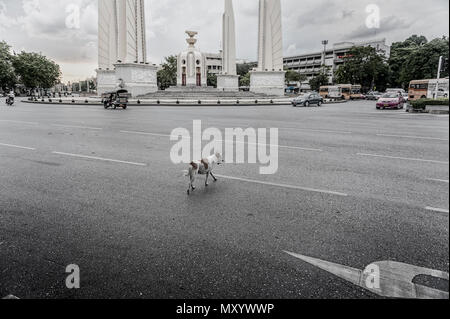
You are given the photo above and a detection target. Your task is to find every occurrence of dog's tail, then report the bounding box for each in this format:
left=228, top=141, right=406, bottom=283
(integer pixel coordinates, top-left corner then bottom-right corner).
left=182, top=170, right=190, bottom=177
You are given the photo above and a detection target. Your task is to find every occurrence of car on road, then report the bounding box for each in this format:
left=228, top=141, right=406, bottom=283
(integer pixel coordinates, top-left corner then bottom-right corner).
left=401, top=92, right=409, bottom=102
left=292, top=93, right=324, bottom=107
left=386, top=88, right=406, bottom=95
left=365, top=91, right=383, bottom=100
left=376, top=93, right=406, bottom=110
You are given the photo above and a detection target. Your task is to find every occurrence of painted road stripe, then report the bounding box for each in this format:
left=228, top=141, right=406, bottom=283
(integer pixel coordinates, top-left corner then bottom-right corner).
left=120, top=130, right=323, bottom=152
left=2, top=295, right=19, bottom=300
left=277, top=145, right=322, bottom=152
left=0, top=120, right=38, bottom=125
left=376, top=134, right=448, bottom=141
left=285, top=252, right=449, bottom=299
left=120, top=130, right=171, bottom=138
left=215, top=174, right=348, bottom=197
left=357, top=153, right=449, bottom=165
left=425, top=207, right=449, bottom=214
left=427, top=179, right=449, bottom=184
left=0, top=143, right=36, bottom=151
left=283, top=128, right=353, bottom=134
left=52, top=152, right=147, bottom=166
left=52, top=124, right=103, bottom=130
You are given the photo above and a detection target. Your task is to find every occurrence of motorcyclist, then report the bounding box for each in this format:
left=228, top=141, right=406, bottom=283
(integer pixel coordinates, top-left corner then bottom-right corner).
left=7, top=91, right=15, bottom=105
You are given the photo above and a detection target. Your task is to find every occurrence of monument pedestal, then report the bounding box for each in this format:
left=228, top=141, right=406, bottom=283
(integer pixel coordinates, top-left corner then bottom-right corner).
left=250, top=71, right=286, bottom=96
left=217, top=74, right=239, bottom=92
left=96, top=69, right=117, bottom=96
left=114, top=63, right=158, bottom=97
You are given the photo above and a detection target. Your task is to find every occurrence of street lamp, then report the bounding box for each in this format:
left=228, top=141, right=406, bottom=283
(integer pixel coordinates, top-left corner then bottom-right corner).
left=321, top=40, right=329, bottom=66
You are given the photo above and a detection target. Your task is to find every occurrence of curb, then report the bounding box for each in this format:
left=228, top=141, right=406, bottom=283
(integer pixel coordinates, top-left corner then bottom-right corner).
left=21, top=100, right=293, bottom=107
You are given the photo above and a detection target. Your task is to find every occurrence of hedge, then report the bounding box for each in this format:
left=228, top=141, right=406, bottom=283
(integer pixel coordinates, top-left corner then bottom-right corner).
left=411, top=98, right=449, bottom=110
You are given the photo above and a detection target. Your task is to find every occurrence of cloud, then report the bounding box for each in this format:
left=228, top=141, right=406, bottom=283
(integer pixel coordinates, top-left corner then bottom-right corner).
left=0, top=0, right=448, bottom=82
left=347, top=16, right=413, bottom=40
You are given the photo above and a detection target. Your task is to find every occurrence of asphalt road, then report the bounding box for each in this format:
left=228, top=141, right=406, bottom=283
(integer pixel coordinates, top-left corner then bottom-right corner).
left=0, top=98, right=448, bottom=299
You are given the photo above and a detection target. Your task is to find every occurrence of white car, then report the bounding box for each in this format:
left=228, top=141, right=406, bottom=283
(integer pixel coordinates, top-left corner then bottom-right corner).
left=402, top=93, right=409, bottom=102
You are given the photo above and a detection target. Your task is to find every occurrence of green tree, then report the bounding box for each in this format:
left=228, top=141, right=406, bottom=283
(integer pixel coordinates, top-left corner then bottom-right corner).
left=398, top=37, right=449, bottom=87
left=0, top=41, right=16, bottom=90
left=157, top=55, right=177, bottom=90
left=237, top=62, right=257, bottom=77
left=285, top=70, right=307, bottom=85
left=12, top=51, right=61, bottom=89
left=207, top=73, right=217, bottom=88
left=309, top=67, right=330, bottom=92
left=334, top=46, right=389, bottom=92
left=389, top=35, right=428, bottom=88
left=240, top=72, right=251, bottom=87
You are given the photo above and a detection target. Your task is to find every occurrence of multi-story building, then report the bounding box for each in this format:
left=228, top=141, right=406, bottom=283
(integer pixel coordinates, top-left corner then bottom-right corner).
left=283, top=38, right=391, bottom=83
left=205, top=52, right=223, bottom=74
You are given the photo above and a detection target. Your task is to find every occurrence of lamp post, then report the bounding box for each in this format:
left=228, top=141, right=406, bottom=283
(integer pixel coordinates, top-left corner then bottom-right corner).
left=321, top=40, right=329, bottom=66
left=434, top=56, right=443, bottom=100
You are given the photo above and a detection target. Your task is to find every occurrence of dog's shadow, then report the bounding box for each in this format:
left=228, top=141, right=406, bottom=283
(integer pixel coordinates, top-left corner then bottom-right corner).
left=184, top=177, right=232, bottom=200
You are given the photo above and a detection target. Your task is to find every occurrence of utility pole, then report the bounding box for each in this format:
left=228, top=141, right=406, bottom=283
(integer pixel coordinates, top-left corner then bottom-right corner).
left=434, top=56, right=443, bottom=100
left=321, top=40, right=328, bottom=66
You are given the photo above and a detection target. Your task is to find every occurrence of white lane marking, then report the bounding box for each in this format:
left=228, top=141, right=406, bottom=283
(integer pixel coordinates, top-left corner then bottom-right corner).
left=52, top=152, right=147, bottom=166
left=120, top=130, right=323, bottom=152
left=52, top=124, right=103, bottom=131
left=376, top=134, right=449, bottom=141
left=120, top=130, right=171, bottom=138
left=357, top=153, right=449, bottom=165
left=285, top=252, right=449, bottom=299
left=425, top=207, right=449, bottom=214
left=277, top=145, right=323, bottom=152
left=0, top=143, right=36, bottom=151
left=283, top=128, right=353, bottom=134
left=427, top=179, right=449, bottom=184
left=2, top=295, right=20, bottom=300
left=0, top=120, right=38, bottom=125
left=215, top=174, right=348, bottom=197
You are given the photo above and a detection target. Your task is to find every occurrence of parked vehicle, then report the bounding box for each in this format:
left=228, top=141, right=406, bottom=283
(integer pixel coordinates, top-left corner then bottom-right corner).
left=319, top=86, right=341, bottom=99
left=319, top=84, right=362, bottom=100
left=365, top=91, right=383, bottom=100
left=319, top=86, right=331, bottom=98
left=376, top=93, right=406, bottom=110
left=340, top=84, right=363, bottom=100
left=408, top=79, right=449, bottom=101
left=401, top=92, right=409, bottom=102
left=102, top=89, right=130, bottom=109
left=386, top=88, right=406, bottom=95
left=292, top=93, right=324, bottom=107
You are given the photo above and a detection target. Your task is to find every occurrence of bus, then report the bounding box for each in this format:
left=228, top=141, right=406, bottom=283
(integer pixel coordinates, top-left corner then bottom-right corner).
left=320, top=86, right=341, bottom=99
left=340, top=84, right=363, bottom=100
left=409, top=79, right=449, bottom=101
left=319, top=84, right=362, bottom=100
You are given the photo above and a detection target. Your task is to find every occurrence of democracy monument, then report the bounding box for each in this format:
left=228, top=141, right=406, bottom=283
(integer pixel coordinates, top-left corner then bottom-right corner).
left=96, top=0, right=157, bottom=97
left=96, top=0, right=286, bottom=98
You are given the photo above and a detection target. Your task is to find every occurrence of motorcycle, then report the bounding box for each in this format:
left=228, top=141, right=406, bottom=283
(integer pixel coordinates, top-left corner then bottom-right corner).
left=6, top=97, right=14, bottom=106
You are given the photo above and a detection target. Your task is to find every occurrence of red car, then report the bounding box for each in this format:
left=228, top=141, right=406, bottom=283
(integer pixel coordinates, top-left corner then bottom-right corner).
left=376, top=93, right=405, bottom=110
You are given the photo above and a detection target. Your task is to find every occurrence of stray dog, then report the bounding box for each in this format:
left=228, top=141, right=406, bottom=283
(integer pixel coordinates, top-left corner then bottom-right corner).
left=185, top=153, right=224, bottom=195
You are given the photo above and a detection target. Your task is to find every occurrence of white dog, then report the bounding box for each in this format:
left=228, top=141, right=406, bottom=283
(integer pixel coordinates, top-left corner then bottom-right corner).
left=185, top=153, right=224, bottom=195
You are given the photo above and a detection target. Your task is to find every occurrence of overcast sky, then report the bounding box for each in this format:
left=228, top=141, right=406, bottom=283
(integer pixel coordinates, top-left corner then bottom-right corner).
left=0, top=0, right=448, bottom=82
